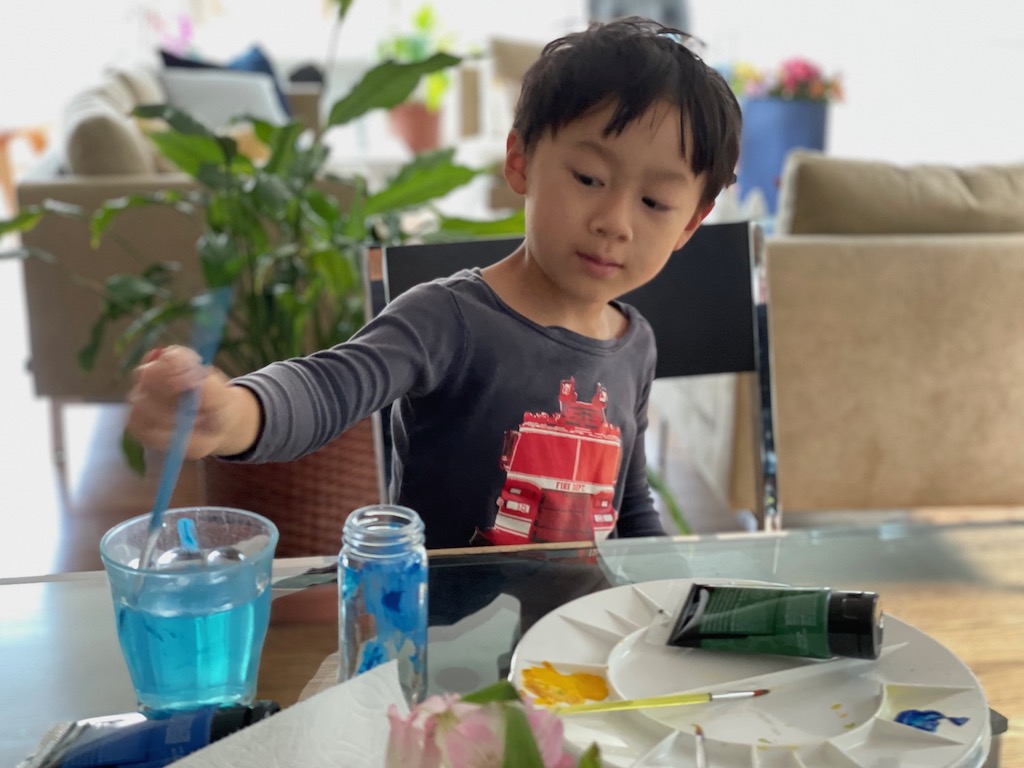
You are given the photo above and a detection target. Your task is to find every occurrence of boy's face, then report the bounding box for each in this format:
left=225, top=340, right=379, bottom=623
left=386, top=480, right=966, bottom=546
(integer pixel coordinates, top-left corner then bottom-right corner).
left=504, top=99, right=711, bottom=311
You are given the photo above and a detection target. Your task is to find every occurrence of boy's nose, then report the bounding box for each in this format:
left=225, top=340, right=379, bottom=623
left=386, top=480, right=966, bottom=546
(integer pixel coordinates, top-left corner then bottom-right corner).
left=589, top=194, right=632, bottom=241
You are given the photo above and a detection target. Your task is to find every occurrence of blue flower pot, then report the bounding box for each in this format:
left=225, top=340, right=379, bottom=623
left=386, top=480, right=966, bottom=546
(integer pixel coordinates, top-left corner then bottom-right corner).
left=736, top=97, right=828, bottom=214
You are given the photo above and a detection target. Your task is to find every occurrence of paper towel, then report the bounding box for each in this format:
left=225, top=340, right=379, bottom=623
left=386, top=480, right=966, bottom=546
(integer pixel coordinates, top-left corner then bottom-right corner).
left=174, top=661, right=408, bottom=768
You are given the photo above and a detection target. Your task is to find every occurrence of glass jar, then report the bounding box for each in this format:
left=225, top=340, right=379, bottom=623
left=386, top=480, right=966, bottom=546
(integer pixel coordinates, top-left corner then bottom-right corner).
left=338, top=504, right=428, bottom=703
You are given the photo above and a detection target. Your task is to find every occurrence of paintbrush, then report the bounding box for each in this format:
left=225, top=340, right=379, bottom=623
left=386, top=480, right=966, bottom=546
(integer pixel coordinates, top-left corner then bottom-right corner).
left=554, top=688, right=768, bottom=715
left=137, top=287, right=232, bottom=571
left=694, top=724, right=708, bottom=768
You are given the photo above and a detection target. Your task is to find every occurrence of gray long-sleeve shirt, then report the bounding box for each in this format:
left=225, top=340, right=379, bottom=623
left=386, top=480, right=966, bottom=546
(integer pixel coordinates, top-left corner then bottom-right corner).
left=232, top=269, right=664, bottom=548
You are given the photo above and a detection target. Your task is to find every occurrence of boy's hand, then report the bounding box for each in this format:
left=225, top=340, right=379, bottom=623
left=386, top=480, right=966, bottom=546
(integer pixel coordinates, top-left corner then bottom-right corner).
left=127, top=345, right=261, bottom=459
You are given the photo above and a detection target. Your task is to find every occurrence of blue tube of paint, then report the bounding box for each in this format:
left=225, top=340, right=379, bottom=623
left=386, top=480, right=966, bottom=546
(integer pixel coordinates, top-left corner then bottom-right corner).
left=21, top=701, right=278, bottom=768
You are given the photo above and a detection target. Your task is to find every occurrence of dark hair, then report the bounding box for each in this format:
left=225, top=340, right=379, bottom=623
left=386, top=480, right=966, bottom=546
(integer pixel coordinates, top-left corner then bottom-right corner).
left=513, top=16, right=741, bottom=208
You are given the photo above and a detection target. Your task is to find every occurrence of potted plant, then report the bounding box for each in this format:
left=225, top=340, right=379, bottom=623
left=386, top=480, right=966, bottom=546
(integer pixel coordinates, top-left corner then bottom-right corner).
left=377, top=2, right=456, bottom=153
left=1, top=2, right=524, bottom=554
left=721, top=57, right=842, bottom=213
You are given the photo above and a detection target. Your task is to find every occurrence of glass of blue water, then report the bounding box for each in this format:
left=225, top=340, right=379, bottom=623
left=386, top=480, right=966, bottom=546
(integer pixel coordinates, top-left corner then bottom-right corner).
left=100, top=506, right=278, bottom=714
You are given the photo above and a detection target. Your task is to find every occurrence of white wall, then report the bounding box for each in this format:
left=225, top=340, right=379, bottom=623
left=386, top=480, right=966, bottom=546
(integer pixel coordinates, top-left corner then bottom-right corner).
left=690, top=0, right=1024, bottom=165
left=2, top=0, right=1022, bottom=166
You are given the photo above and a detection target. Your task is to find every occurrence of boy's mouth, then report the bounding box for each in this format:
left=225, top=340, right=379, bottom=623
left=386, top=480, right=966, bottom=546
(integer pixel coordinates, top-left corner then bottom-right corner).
left=577, top=251, right=624, bottom=275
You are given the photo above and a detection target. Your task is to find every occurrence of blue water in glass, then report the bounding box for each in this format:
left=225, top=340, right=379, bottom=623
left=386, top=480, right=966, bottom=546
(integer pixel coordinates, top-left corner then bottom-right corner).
left=115, top=568, right=271, bottom=713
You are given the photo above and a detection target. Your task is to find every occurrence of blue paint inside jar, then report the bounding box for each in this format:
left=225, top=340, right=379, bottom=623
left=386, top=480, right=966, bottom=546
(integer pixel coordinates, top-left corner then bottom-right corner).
left=338, top=505, right=428, bottom=703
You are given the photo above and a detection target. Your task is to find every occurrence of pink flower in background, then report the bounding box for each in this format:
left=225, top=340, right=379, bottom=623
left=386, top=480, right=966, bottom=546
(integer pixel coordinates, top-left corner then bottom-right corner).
left=142, top=10, right=195, bottom=56
left=386, top=692, right=579, bottom=768
left=722, top=57, right=842, bottom=102
left=779, top=58, right=823, bottom=97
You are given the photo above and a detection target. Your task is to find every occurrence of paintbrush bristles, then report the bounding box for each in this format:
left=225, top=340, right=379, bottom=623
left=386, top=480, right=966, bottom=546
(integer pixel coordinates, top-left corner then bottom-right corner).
left=707, top=688, right=770, bottom=702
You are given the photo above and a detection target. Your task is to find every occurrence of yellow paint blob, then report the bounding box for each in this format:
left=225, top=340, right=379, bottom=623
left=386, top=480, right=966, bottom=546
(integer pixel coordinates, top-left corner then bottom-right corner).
left=521, top=661, right=609, bottom=706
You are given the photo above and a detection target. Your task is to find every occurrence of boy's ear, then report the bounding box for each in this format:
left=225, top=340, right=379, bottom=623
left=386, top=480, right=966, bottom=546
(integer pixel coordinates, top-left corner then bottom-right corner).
left=673, top=203, right=715, bottom=250
left=503, top=131, right=528, bottom=196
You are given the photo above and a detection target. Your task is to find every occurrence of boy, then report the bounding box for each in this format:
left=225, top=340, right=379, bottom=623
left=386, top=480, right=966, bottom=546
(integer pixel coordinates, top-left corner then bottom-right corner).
left=128, top=17, right=742, bottom=549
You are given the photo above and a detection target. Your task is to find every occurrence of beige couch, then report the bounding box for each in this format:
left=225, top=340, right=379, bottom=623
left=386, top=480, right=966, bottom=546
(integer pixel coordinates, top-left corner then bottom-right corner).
left=760, top=151, right=1024, bottom=516
left=17, top=64, right=321, bottom=404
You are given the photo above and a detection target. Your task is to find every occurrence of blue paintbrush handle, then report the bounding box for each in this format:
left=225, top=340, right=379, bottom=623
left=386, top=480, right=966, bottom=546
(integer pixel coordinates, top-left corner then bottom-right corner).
left=148, top=388, right=200, bottom=527
left=140, top=287, right=232, bottom=568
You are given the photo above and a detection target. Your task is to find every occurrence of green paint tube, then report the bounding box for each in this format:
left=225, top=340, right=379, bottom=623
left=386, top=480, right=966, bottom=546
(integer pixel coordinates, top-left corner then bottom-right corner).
left=667, top=583, right=883, bottom=660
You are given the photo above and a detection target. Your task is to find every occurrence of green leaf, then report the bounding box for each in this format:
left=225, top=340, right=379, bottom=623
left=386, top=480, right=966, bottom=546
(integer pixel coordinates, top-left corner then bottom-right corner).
left=461, top=679, right=522, bottom=705
left=118, top=301, right=190, bottom=357
left=258, top=121, right=305, bottom=175
left=197, top=231, right=243, bottom=288
left=292, top=142, right=331, bottom=179
left=18, top=246, right=58, bottom=263
left=146, top=131, right=252, bottom=180
left=647, top=465, right=692, bottom=535
left=310, top=246, right=358, bottom=299
left=0, top=198, right=90, bottom=239
left=195, top=152, right=249, bottom=190
left=435, top=210, right=526, bottom=237
left=121, top=429, right=146, bottom=476
left=90, top=191, right=187, bottom=245
left=41, top=198, right=91, bottom=218
left=251, top=173, right=293, bottom=217
left=502, top=705, right=545, bottom=768
left=140, top=260, right=182, bottom=286
left=0, top=207, right=44, bottom=236
left=326, top=53, right=460, bottom=128
left=78, top=316, right=108, bottom=372
left=364, top=154, right=478, bottom=215
left=104, top=274, right=163, bottom=309
left=0, top=246, right=30, bottom=261
left=331, top=0, right=354, bottom=23
left=387, top=147, right=456, bottom=185
left=134, top=104, right=215, bottom=137
left=147, top=130, right=225, bottom=177
left=575, top=744, right=604, bottom=767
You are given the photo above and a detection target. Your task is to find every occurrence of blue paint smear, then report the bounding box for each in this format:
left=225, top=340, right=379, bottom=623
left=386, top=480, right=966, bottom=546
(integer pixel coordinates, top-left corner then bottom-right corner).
left=349, top=553, right=428, bottom=677
left=896, top=709, right=970, bottom=732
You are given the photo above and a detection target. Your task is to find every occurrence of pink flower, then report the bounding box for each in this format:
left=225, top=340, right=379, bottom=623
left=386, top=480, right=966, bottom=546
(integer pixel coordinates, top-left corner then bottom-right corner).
left=386, top=693, right=578, bottom=767
left=724, top=57, right=840, bottom=103
left=440, top=703, right=506, bottom=766
left=524, top=702, right=576, bottom=768
left=385, top=697, right=447, bottom=768
left=779, top=57, right=822, bottom=90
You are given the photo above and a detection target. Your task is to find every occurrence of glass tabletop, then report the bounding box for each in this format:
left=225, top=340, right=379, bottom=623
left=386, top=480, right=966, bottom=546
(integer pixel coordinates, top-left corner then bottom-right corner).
left=3, top=518, right=1019, bottom=767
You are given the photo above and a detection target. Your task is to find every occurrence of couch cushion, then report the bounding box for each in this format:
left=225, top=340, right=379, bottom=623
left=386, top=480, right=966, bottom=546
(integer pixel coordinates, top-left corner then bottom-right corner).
left=159, top=68, right=290, bottom=130
left=776, top=150, right=1024, bottom=235
left=62, top=87, right=157, bottom=175
left=160, top=45, right=292, bottom=118
left=107, top=65, right=166, bottom=106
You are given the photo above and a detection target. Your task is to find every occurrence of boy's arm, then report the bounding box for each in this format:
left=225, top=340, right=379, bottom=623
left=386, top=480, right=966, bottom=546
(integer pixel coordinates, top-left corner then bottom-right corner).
left=616, top=433, right=666, bottom=538
left=229, top=283, right=466, bottom=464
left=615, top=355, right=666, bottom=538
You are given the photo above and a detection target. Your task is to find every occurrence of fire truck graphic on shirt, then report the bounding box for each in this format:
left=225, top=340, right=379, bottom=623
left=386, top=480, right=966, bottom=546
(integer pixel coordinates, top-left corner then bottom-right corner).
left=479, top=377, right=623, bottom=545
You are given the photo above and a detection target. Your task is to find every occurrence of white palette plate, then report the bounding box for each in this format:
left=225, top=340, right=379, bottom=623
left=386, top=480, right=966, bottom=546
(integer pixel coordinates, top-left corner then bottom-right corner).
left=509, top=578, right=991, bottom=768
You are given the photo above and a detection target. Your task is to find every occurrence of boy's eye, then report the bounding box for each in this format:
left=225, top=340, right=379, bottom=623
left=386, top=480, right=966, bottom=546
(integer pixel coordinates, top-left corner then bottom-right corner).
left=573, top=171, right=600, bottom=187
left=642, top=196, right=669, bottom=211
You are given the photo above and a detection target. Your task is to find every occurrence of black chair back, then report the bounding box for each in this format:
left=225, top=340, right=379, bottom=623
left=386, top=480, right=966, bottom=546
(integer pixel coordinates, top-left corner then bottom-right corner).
left=381, top=222, right=757, bottom=379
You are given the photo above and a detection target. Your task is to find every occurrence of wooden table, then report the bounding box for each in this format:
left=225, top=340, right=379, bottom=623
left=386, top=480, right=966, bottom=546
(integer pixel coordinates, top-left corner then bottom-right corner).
left=2, top=522, right=1020, bottom=766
